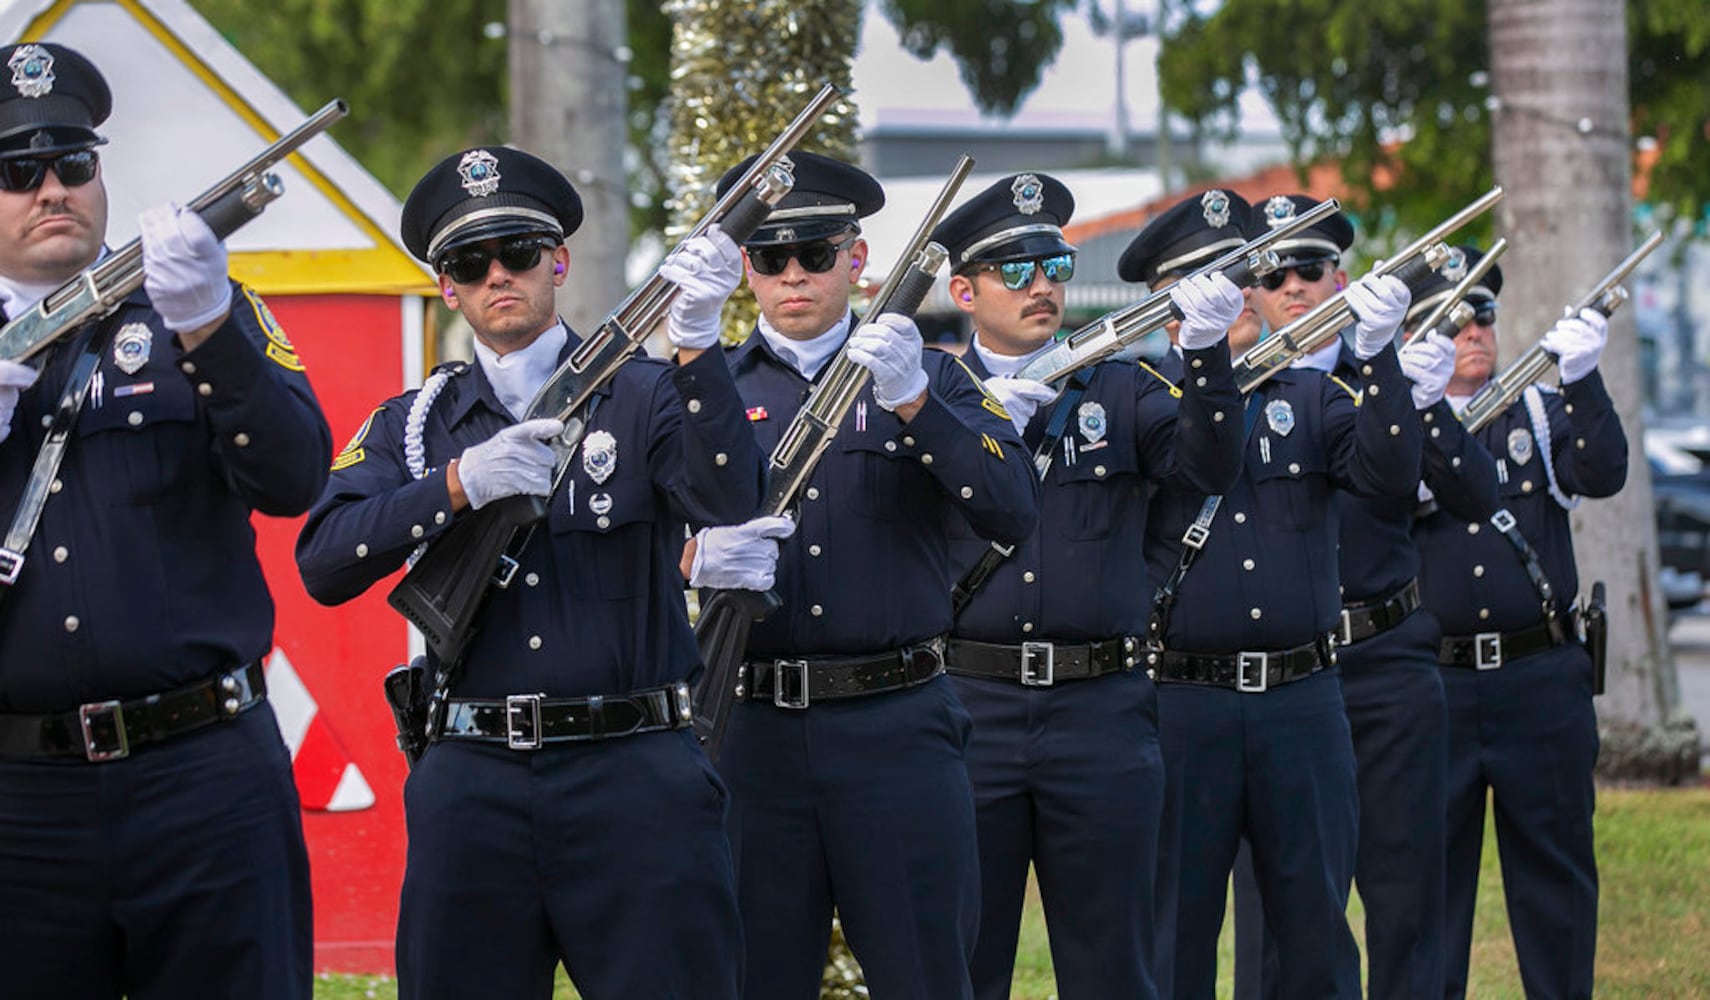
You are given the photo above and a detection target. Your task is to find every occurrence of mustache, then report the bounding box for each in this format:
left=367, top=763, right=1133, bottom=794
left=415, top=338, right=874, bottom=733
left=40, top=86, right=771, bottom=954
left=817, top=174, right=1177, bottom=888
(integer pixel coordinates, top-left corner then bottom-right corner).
left=27, top=206, right=90, bottom=231
left=1021, top=298, right=1058, bottom=319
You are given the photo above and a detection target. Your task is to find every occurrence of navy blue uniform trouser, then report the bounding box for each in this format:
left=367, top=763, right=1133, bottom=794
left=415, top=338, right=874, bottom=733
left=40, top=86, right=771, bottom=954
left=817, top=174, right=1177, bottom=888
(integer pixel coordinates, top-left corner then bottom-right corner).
left=0, top=701, right=312, bottom=1000
left=1441, top=641, right=1599, bottom=1000
left=397, top=728, right=741, bottom=1000
left=1231, top=610, right=1450, bottom=1000
left=1153, top=667, right=1360, bottom=1000
left=719, top=673, right=979, bottom=1000
left=951, top=668, right=1165, bottom=1000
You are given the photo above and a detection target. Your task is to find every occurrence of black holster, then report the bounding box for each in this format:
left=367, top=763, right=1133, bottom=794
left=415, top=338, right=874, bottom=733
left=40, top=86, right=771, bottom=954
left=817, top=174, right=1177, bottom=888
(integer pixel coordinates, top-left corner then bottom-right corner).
left=384, top=657, right=431, bottom=768
left=1584, top=581, right=1608, bottom=696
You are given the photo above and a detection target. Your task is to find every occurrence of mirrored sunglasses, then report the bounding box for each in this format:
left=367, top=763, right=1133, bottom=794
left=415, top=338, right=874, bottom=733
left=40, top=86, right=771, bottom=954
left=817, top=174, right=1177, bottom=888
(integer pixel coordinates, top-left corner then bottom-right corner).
left=748, top=236, right=856, bottom=277
left=0, top=149, right=99, bottom=193
left=439, top=236, right=558, bottom=285
left=980, top=253, right=1076, bottom=291
left=1258, top=260, right=1334, bottom=291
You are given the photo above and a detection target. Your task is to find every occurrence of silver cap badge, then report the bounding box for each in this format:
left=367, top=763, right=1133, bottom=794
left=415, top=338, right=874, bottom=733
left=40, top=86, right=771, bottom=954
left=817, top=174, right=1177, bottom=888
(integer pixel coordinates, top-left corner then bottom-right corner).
left=1264, top=195, right=1296, bottom=229
left=9, top=46, right=54, bottom=99
left=113, top=323, right=153, bottom=376
left=457, top=150, right=502, bottom=197
left=1441, top=247, right=1469, bottom=283
left=1012, top=174, right=1045, bottom=215
left=581, top=429, right=617, bottom=485
left=1201, top=190, right=1231, bottom=229
left=1265, top=397, right=1296, bottom=437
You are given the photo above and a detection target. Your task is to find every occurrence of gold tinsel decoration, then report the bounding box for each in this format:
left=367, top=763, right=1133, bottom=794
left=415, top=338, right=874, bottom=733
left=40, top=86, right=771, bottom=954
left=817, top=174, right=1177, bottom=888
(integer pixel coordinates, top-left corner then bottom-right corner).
left=664, top=0, right=862, bottom=346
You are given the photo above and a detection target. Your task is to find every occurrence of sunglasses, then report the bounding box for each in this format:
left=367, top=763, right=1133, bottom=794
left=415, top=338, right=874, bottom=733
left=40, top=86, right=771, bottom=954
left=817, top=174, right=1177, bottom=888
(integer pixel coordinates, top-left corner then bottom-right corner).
left=438, top=236, right=558, bottom=285
left=1470, top=304, right=1498, bottom=327
left=0, top=149, right=99, bottom=193
left=1258, top=260, right=1334, bottom=291
left=748, top=236, right=856, bottom=277
left=977, top=253, right=1076, bottom=291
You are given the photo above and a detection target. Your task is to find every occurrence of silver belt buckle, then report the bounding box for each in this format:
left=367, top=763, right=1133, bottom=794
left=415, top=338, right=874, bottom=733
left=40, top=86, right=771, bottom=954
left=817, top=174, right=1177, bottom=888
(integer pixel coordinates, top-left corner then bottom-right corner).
left=1337, top=608, right=1355, bottom=646
left=1236, top=651, right=1269, bottom=693
left=1491, top=508, right=1517, bottom=533
left=0, top=547, right=23, bottom=586
left=493, top=554, right=521, bottom=589
left=506, top=693, right=544, bottom=749
left=1474, top=632, right=1503, bottom=670
left=671, top=681, right=693, bottom=726
left=773, top=659, right=810, bottom=709
left=1019, top=641, right=1055, bottom=687
left=78, top=700, right=129, bottom=762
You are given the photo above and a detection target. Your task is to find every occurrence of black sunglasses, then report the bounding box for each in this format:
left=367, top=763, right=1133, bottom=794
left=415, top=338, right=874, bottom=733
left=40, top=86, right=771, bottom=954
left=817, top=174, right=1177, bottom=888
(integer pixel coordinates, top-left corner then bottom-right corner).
left=438, top=236, right=558, bottom=285
left=0, top=149, right=99, bottom=193
left=1471, top=304, right=1498, bottom=327
left=1258, top=259, right=1334, bottom=291
left=748, top=236, right=856, bottom=277
left=976, top=253, right=1076, bottom=291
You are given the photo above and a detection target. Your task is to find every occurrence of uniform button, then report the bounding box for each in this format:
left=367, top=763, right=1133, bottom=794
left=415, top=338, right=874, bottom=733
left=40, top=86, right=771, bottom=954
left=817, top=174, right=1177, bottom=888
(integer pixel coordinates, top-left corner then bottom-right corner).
left=1479, top=608, right=1491, bottom=620
left=1243, top=558, right=1255, bottom=570
left=1576, top=437, right=1587, bottom=449
left=1451, top=456, right=1462, bottom=468
left=64, top=615, right=79, bottom=632
left=714, top=452, right=728, bottom=466
left=1022, top=622, right=1034, bottom=633
left=808, top=544, right=822, bottom=556
left=1474, top=565, right=1485, bottom=577
left=529, top=635, right=543, bottom=650
left=1233, top=512, right=1247, bottom=524
left=1094, top=465, right=1107, bottom=477
left=1431, top=427, right=1441, bottom=438
left=127, top=411, right=144, bottom=427
left=40, top=414, right=51, bottom=428
left=1368, top=383, right=1380, bottom=396
left=1250, top=608, right=1262, bottom=620
left=197, top=383, right=213, bottom=397
left=435, top=511, right=447, bottom=525
left=687, top=398, right=702, bottom=414
left=884, top=440, right=897, bottom=452
left=810, top=604, right=824, bottom=617
left=596, top=515, right=611, bottom=529
left=1196, top=376, right=1207, bottom=387
left=1288, top=462, right=1301, bottom=474
left=1213, top=410, right=1226, bottom=422
left=1362, top=364, right=1374, bottom=377
left=960, top=486, right=974, bottom=499
left=1191, top=357, right=1203, bottom=369
left=233, top=432, right=251, bottom=447
left=1564, top=403, right=1575, bottom=415
left=1423, top=411, right=1435, bottom=424
left=356, top=543, right=369, bottom=557
left=921, top=454, right=934, bottom=465
left=53, top=546, right=68, bottom=563
left=1467, top=523, right=1480, bottom=535
left=806, top=487, right=820, bottom=501
left=525, top=572, right=540, bottom=587
left=411, top=524, right=424, bottom=539
left=50, top=479, right=62, bottom=493
left=902, top=436, right=916, bottom=447
left=1521, top=480, right=1534, bottom=493
left=1390, top=425, right=1402, bottom=436
left=1023, top=571, right=1036, bottom=583
left=180, top=361, right=197, bottom=375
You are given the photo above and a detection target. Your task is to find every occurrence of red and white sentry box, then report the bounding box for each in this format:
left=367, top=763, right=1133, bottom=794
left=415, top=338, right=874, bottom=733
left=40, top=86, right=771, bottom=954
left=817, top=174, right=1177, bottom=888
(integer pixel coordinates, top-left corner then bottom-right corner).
left=4, top=0, right=440, bottom=973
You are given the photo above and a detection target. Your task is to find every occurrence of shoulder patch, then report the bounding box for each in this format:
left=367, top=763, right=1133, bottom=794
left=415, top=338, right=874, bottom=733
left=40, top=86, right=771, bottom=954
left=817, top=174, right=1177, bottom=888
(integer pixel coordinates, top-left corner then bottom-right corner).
left=331, top=406, right=380, bottom=471
left=1327, top=373, right=1362, bottom=405
left=240, top=285, right=304, bottom=373
left=1137, top=360, right=1184, bottom=399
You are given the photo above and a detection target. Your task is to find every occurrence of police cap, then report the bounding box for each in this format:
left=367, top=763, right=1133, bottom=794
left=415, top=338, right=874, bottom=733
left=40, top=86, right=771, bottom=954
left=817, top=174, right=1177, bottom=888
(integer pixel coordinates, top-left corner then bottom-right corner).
left=1117, top=189, right=1253, bottom=285
left=1248, top=194, right=1353, bottom=267
left=1404, top=243, right=1505, bottom=328
left=0, top=43, right=111, bottom=159
left=401, top=146, right=584, bottom=267
left=715, top=150, right=883, bottom=247
left=933, top=172, right=1075, bottom=272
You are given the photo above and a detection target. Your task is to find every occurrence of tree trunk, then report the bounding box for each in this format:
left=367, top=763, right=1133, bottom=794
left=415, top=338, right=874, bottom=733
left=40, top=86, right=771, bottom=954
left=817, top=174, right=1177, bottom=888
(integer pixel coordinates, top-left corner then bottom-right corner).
left=1487, top=0, right=1699, bottom=782
left=509, top=0, right=630, bottom=338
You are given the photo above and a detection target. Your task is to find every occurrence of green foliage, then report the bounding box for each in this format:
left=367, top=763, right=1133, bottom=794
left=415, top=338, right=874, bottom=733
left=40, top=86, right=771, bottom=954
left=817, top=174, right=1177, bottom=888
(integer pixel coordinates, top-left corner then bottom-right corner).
left=876, top=0, right=1081, bottom=115
left=1630, top=0, right=1710, bottom=226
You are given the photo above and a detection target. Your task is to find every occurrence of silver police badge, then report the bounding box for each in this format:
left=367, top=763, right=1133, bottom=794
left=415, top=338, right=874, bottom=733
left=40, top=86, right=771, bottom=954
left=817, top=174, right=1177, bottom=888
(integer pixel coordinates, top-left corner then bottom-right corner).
left=457, top=149, right=502, bottom=197
left=1507, top=427, right=1534, bottom=466
left=1264, top=195, right=1296, bottom=229
left=1265, top=397, right=1296, bottom=437
left=1201, top=189, right=1232, bottom=229
left=1011, top=173, right=1045, bottom=215
left=1441, top=247, right=1469, bottom=283
left=8, top=45, right=53, bottom=99
left=581, top=429, right=617, bottom=485
left=1078, top=400, right=1108, bottom=446
left=589, top=492, right=614, bottom=516
left=113, top=323, right=153, bottom=376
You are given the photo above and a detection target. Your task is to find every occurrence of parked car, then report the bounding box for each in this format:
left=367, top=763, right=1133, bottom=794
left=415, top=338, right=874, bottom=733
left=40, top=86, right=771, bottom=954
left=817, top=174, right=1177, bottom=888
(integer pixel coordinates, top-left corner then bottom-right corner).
left=1649, top=433, right=1710, bottom=612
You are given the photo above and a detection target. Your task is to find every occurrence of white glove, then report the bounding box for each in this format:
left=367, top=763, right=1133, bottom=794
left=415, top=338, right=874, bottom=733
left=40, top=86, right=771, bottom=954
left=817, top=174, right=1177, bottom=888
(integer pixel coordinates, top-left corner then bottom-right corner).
left=847, top=313, right=930, bottom=411
left=984, top=375, right=1057, bottom=435
left=660, top=226, right=743, bottom=350
left=1343, top=274, right=1411, bottom=360
left=1170, top=271, right=1244, bottom=351
left=0, top=360, right=38, bottom=446
left=139, top=202, right=233, bottom=334
left=456, top=418, right=563, bottom=510
left=1541, top=307, right=1608, bottom=384
left=1397, top=331, right=1457, bottom=410
left=691, top=515, right=797, bottom=590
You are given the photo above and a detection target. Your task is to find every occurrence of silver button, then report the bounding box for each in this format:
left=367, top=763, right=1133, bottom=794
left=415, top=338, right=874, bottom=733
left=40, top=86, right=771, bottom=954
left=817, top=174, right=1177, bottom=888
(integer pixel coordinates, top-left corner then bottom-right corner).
left=1022, top=622, right=1034, bottom=633
left=596, top=515, right=611, bottom=529
left=233, top=432, right=251, bottom=447
left=959, top=486, right=973, bottom=499
left=1467, top=523, right=1480, bottom=535
left=525, top=572, right=540, bottom=587
left=885, top=440, right=897, bottom=452
left=806, top=487, right=820, bottom=501
left=529, top=635, right=543, bottom=650
left=1521, top=480, right=1534, bottom=493
left=810, top=604, right=824, bottom=617
left=1094, top=465, right=1107, bottom=477
left=50, top=479, right=62, bottom=494
left=53, top=546, right=68, bottom=563
left=1479, top=608, right=1491, bottom=620
left=1196, top=376, right=1207, bottom=387
left=714, top=452, right=728, bottom=466
left=355, top=543, right=369, bottom=557
left=197, top=383, right=213, bottom=397
left=902, top=436, right=916, bottom=447
left=1451, top=456, right=1462, bottom=468
left=1368, top=383, right=1380, bottom=396
left=1423, top=411, right=1435, bottom=424
left=1213, top=411, right=1225, bottom=422
left=1243, top=558, right=1255, bottom=570
left=1022, top=571, right=1036, bottom=583
left=1233, top=512, right=1247, bottom=524
left=808, top=544, right=822, bottom=556
left=1431, top=427, right=1441, bottom=438
left=921, top=454, right=934, bottom=465
left=411, top=524, right=424, bottom=539
left=1473, top=565, right=1485, bottom=577
left=1362, top=364, right=1374, bottom=377
left=1288, top=462, right=1301, bottom=475
left=64, top=615, right=79, bottom=632
left=1564, top=403, right=1575, bottom=415
left=1250, top=608, right=1262, bottom=620
left=1192, top=357, right=1203, bottom=369
left=180, top=361, right=197, bottom=375
left=221, top=676, right=240, bottom=694
left=687, top=399, right=702, bottom=414
left=1389, top=425, right=1401, bottom=436
left=1576, top=437, right=1586, bottom=449
left=222, top=697, right=241, bottom=715
left=435, top=511, right=447, bottom=525
left=127, top=411, right=144, bottom=427
left=40, top=414, right=50, bottom=428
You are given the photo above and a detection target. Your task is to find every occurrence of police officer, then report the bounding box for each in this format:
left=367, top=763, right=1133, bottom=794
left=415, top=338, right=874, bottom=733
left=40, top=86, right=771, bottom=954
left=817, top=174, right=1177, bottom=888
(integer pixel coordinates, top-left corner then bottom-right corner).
left=295, top=147, right=762, bottom=999
left=1122, top=192, right=1421, bottom=1000
left=1415, top=255, right=1624, bottom=1000
left=686, top=152, right=1039, bottom=1000
left=0, top=42, right=329, bottom=999
left=934, top=174, right=1244, bottom=1000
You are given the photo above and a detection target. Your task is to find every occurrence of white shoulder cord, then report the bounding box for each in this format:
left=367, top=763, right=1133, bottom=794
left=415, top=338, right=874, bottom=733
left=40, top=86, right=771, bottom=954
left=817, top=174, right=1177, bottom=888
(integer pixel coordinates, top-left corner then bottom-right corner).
left=402, top=368, right=456, bottom=565
left=1523, top=384, right=1579, bottom=512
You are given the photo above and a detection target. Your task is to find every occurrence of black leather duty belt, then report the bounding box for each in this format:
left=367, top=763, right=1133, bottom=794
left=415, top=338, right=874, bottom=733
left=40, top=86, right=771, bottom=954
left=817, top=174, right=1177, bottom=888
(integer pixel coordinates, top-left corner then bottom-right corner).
left=0, top=661, right=267, bottom=763
left=1152, top=636, right=1332, bottom=693
left=1440, top=615, right=1571, bottom=670
left=439, top=682, right=694, bottom=750
left=946, top=636, right=1140, bottom=687
left=742, top=638, right=946, bottom=709
left=1338, top=578, right=1423, bottom=646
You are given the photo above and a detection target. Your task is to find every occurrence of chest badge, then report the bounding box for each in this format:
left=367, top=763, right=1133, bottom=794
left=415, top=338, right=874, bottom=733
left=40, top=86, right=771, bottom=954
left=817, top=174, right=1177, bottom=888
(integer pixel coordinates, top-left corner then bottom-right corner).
left=581, top=429, right=617, bottom=485
left=113, top=323, right=153, bottom=376
left=1077, top=400, right=1108, bottom=447
left=1507, top=427, right=1534, bottom=466
left=1264, top=397, right=1296, bottom=437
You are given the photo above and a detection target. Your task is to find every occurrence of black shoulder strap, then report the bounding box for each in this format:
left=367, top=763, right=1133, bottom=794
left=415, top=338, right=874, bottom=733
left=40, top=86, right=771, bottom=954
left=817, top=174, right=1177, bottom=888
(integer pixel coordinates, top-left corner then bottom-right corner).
left=1490, top=507, right=1562, bottom=625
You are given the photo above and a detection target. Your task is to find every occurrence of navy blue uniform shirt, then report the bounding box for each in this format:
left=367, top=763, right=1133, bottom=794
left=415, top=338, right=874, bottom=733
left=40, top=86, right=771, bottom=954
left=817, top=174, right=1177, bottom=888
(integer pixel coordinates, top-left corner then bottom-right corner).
left=1415, top=371, right=1626, bottom=635
left=726, top=323, right=1038, bottom=656
left=1146, top=345, right=1421, bottom=652
left=0, top=286, right=331, bottom=710
left=296, top=333, right=763, bottom=698
left=951, top=344, right=1243, bottom=642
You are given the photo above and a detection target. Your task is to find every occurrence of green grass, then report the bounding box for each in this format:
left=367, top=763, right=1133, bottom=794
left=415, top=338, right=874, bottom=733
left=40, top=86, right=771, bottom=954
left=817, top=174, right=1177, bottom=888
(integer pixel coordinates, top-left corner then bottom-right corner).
left=313, top=786, right=1710, bottom=999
